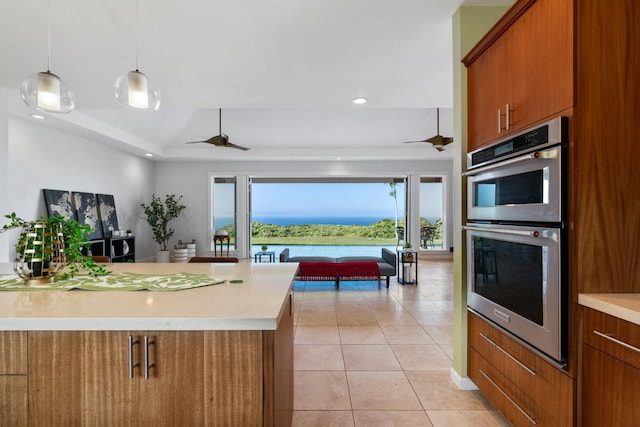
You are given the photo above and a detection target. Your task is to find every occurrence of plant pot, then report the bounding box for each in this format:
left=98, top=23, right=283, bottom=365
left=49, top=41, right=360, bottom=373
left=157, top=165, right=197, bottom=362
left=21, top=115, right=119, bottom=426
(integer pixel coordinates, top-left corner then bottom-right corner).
left=156, top=250, right=171, bottom=263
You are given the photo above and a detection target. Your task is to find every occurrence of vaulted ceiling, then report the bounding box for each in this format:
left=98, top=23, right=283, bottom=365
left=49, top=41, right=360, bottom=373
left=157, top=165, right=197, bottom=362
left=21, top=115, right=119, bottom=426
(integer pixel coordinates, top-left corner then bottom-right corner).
left=0, top=0, right=513, bottom=161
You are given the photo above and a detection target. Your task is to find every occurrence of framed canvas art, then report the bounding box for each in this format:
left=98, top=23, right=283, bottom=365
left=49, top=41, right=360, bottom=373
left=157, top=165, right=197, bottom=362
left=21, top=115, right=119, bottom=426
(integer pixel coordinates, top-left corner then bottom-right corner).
left=42, top=189, right=75, bottom=220
left=72, top=192, right=103, bottom=240
left=96, top=194, right=119, bottom=237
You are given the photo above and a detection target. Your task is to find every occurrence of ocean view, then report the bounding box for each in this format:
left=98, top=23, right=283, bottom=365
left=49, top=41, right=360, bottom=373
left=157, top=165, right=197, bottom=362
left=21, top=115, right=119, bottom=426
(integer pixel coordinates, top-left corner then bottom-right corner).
left=253, top=216, right=392, bottom=226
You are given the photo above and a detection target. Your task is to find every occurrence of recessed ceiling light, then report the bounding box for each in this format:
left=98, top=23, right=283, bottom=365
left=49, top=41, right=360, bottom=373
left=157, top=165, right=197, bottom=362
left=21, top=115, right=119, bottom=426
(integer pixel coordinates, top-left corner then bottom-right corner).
left=336, top=157, right=342, bottom=161
left=30, top=114, right=46, bottom=120
left=145, top=153, right=153, bottom=157
left=352, top=97, right=367, bottom=105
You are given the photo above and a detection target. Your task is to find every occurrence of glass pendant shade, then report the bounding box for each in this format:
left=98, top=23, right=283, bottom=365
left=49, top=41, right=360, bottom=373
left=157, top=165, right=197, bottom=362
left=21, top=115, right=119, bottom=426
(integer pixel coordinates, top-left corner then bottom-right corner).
left=114, top=70, right=160, bottom=111
left=20, top=71, right=75, bottom=113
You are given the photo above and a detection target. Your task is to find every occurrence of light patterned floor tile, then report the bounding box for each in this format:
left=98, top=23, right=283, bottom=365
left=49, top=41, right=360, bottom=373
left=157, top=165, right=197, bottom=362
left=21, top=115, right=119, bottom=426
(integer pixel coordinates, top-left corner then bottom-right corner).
left=342, top=344, right=402, bottom=371
left=339, top=326, right=388, bottom=344
left=292, top=411, right=355, bottom=427
left=426, top=410, right=511, bottom=427
left=294, top=371, right=351, bottom=410
left=295, top=326, right=341, bottom=344
left=391, top=345, right=452, bottom=370
left=346, top=371, right=423, bottom=410
left=295, top=344, right=345, bottom=370
left=353, top=411, right=433, bottom=426
left=381, top=325, right=436, bottom=345
left=405, top=371, right=494, bottom=411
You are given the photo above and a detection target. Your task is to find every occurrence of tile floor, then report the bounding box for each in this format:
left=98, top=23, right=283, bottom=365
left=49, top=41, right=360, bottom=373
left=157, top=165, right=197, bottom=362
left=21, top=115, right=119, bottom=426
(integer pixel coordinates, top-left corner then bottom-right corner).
left=291, top=259, right=511, bottom=427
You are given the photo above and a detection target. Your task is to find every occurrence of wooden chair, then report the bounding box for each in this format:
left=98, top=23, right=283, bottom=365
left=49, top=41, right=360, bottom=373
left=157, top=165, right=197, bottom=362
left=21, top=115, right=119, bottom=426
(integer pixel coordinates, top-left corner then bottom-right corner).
left=188, top=256, right=239, bottom=263
left=89, top=256, right=111, bottom=263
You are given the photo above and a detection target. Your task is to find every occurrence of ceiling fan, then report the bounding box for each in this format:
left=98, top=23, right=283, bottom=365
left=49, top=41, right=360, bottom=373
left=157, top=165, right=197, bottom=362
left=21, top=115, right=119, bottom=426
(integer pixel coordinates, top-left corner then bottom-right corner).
left=402, top=108, right=453, bottom=151
left=185, top=108, right=250, bottom=151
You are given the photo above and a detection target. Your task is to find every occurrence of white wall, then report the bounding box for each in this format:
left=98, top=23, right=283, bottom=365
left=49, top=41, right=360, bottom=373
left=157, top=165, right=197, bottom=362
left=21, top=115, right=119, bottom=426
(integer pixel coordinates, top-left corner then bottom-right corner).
left=1, top=117, right=156, bottom=262
left=0, top=89, right=9, bottom=262
left=155, top=159, right=454, bottom=257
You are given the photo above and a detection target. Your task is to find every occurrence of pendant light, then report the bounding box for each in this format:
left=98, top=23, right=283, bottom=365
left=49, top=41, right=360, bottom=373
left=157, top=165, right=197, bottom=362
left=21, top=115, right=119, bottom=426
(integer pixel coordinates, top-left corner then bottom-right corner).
left=20, top=0, right=75, bottom=113
left=114, top=0, right=160, bottom=111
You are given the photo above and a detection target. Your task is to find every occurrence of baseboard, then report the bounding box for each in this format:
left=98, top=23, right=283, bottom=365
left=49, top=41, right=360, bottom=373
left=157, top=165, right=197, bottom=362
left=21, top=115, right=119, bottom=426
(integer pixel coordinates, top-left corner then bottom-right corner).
left=450, top=368, right=478, bottom=390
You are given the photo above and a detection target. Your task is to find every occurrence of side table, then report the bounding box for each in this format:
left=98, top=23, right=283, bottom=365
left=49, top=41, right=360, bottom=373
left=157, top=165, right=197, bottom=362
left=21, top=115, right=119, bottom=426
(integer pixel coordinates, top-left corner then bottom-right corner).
left=213, top=235, right=230, bottom=256
left=254, top=251, right=275, bottom=263
left=397, top=250, right=418, bottom=285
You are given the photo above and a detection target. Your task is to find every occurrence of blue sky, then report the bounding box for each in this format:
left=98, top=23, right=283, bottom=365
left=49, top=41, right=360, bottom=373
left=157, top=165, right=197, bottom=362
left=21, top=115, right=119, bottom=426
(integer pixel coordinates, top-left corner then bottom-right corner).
left=252, top=183, right=405, bottom=218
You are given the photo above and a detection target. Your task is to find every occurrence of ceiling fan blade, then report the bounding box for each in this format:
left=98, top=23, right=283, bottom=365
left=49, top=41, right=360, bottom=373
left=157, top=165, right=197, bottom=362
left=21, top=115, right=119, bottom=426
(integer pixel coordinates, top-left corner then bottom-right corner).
left=185, top=141, right=208, bottom=144
left=402, top=139, right=428, bottom=144
left=225, top=141, right=250, bottom=151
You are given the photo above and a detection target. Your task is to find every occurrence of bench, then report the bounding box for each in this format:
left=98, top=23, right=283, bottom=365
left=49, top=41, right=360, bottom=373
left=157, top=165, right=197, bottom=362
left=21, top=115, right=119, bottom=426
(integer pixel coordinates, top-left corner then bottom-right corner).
left=280, top=248, right=396, bottom=288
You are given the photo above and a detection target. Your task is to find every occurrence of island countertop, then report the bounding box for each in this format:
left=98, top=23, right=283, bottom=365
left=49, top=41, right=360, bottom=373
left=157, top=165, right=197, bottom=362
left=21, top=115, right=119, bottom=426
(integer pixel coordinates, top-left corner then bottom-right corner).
left=0, top=262, right=298, bottom=331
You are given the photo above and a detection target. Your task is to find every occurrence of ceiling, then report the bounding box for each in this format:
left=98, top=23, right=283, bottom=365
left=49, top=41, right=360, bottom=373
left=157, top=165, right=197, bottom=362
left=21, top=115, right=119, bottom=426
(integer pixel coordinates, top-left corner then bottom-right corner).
left=0, top=0, right=513, bottom=161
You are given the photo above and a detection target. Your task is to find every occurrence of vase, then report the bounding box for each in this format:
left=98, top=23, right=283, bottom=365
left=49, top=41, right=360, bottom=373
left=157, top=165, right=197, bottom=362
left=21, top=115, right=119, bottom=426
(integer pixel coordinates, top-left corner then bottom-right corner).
left=156, top=250, right=171, bottom=263
left=14, top=221, right=65, bottom=284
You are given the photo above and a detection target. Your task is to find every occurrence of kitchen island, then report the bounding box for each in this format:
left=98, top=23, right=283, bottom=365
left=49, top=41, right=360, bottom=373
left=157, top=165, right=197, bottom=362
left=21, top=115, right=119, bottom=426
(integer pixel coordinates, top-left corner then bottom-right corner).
left=0, top=262, right=297, bottom=426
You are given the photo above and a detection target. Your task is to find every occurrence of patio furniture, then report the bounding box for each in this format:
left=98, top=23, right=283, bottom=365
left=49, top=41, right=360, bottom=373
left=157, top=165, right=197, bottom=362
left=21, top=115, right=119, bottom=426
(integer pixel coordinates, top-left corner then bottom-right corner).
left=279, top=248, right=396, bottom=287
left=188, top=256, right=239, bottom=263
left=420, top=226, right=436, bottom=249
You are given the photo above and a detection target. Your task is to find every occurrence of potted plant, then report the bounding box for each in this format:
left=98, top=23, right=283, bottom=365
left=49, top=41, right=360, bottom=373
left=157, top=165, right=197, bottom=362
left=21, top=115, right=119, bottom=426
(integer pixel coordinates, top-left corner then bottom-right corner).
left=261, top=244, right=268, bottom=253
left=403, top=242, right=414, bottom=262
left=140, top=194, right=186, bottom=262
left=2, top=212, right=110, bottom=283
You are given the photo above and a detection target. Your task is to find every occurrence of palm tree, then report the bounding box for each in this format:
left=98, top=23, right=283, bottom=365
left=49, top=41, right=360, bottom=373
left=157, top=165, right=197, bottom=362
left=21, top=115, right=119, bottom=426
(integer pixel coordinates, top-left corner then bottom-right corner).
left=387, top=183, right=399, bottom=227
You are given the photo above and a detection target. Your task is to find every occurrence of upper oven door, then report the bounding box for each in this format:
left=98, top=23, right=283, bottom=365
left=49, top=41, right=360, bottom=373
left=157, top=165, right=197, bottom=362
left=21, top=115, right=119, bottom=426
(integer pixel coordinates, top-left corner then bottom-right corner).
left=465, top=145, right=563, bottom=223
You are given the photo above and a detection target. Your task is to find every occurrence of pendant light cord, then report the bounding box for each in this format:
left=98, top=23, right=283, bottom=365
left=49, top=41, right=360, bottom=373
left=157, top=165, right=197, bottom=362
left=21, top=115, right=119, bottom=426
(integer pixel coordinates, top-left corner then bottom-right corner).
left=135, top=0, right=139, bottom=71
left=46, top=0, right=51, bottom=72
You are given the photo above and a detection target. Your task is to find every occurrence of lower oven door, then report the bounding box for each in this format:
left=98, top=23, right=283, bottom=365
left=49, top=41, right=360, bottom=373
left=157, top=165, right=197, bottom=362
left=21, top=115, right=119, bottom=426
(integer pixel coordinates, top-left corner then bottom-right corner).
left=464, top=223, right=565, bottom=363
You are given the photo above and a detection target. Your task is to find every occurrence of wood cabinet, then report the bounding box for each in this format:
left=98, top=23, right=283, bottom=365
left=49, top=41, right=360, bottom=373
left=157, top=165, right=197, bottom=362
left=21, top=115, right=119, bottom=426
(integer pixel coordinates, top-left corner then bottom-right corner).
left=28, top=331, right=206, bottom=425
left=0, top=289, right=293, bottom=426
left=0, top=332, right=27, bottom=427
left=581, top=308, right=640, bottom=427
left=464, top=0, right=573, bottom=151
left=468, top=311, right=574, bottom=426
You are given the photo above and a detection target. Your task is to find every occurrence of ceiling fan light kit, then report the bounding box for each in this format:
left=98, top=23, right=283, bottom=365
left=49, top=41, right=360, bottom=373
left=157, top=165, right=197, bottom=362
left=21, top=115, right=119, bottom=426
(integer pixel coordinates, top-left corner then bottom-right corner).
left=402, top=107, right=453, bottom=151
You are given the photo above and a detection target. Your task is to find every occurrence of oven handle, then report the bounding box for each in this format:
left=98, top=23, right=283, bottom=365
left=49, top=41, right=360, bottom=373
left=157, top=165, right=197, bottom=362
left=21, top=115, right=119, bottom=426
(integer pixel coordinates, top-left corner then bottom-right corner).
left=462, top=225, right=542, bottom=238
left=463, top=150, right=545, bottom=176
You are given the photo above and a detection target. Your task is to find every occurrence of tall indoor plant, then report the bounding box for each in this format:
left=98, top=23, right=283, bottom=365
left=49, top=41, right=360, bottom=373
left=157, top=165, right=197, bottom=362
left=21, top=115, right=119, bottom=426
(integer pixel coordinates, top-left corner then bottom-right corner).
left=140, top=194, right=186, bottom=262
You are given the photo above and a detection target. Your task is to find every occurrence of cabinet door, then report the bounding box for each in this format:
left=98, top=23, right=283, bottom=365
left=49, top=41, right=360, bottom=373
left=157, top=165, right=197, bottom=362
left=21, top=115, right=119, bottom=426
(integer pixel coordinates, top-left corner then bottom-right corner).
left=510, top=0, right=573, bottom=131
left=467, top=34, right=511, bottom=151
left=29, top=331, right=118, bottom=424
left=204, top=330, right=264, bottom=426
left=28, top=331, right=205, bottom=425
left=0, top=376, right=27, bottom=426
left=582, top=345, right=640, bottom=427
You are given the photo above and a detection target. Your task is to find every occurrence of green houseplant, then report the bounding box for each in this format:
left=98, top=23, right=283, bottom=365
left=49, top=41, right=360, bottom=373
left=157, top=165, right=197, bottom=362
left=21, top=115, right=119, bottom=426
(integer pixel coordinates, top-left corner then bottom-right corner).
left=140, top=194, right=186, bottom=262
left=2, top=212, right=109, bottom=283
left=261, top=244, right=268, bottom=252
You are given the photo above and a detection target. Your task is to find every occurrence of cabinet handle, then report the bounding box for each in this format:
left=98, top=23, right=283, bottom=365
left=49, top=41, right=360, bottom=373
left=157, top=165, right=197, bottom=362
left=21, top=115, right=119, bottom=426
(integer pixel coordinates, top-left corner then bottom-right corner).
left=479, top=332, right=536, bottom=376
left=593, top=330, right=640, bottom=353
left=498, top=108, right=504, bottom=133
left=289, top=290, right=293, bottom=316
left=128, top=335, right=140, bottom=379
left=143, top=336, right=156, bottom=380
left=478, top=368, right=537, bottom=425
left=505, top=104, right=513, bottom=130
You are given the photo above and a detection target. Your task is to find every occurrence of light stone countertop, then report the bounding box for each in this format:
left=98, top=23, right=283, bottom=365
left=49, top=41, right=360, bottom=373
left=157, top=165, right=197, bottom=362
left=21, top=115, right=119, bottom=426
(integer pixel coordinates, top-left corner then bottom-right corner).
left=0, top=262, right=297, bottom=331
left=578, top=293, right=640, bottom=326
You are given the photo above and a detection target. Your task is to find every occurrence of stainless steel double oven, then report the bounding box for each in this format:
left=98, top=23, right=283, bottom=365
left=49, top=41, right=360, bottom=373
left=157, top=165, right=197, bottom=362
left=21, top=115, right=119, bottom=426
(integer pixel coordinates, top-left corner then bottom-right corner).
left=464, top=117, right=568, bottom=365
